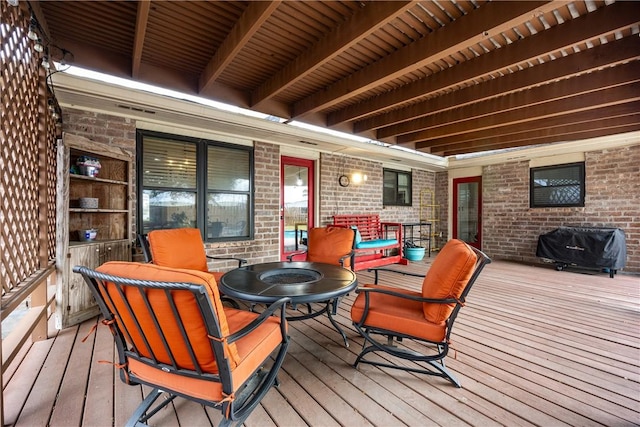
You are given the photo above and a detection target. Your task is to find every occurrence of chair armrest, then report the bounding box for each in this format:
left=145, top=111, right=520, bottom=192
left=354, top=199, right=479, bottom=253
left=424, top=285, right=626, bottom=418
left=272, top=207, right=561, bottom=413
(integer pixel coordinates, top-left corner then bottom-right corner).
left=354, top=287, right=459, bottom=326
left=367, top=267, right=425, bottom=284
left=339, top=250, right=355, bottom=268
left=207, top=255, right=247, bottom=268
left=226, top=297, right=291, bottom=343
left=356, top=286, right=458, bottom=304
left=286, top=251, right=307, bottom=262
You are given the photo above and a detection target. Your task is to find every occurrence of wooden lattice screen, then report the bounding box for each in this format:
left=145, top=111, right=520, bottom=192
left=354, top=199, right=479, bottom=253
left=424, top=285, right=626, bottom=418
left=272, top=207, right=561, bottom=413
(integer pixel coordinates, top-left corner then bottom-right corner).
left=1, top=2, right=57, bottom=299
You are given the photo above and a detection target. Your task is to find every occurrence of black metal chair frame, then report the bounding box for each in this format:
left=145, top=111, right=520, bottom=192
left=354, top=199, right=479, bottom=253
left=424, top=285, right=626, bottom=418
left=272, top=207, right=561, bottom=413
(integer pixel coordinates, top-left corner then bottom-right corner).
left=74, top=265, right=290, bottom=427
left=352, top=246, right=491, bottom=387
left=137, top=233, right=247, bottom=308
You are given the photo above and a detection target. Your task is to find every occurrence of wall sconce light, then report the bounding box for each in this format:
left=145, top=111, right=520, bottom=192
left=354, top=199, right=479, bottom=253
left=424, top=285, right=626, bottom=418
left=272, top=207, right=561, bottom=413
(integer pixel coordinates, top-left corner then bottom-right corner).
left=351, top=172, right=367, bottom=185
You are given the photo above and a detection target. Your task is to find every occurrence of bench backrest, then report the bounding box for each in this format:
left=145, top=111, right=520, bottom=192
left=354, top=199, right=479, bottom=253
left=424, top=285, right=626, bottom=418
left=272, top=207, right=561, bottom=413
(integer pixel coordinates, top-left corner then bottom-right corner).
left=332, top=215, right=382, bottom=241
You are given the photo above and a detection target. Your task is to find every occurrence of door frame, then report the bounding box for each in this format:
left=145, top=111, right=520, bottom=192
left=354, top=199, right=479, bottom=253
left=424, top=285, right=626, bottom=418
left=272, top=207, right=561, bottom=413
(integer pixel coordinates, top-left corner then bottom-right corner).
left=280, top=156, right=315, bottom=260
left=453, top=176, right=482, bottom=249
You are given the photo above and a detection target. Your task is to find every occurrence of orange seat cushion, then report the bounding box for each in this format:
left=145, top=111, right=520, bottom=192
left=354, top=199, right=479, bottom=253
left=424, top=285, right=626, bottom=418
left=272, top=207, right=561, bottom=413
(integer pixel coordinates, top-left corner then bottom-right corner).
left=350, top=284, right=447, bottom=342
left=307, top=226, right=354, bottom=267
left=128, top=307, right=284, bottom=402
left=421, top=239, right=477, bottom=323
left=148, top=228, right=209, bottom=272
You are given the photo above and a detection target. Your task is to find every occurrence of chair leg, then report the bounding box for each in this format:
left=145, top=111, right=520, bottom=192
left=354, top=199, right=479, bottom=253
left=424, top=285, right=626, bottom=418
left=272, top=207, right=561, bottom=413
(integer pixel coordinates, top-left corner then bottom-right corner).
left=352, top=326, right=462, bottom=387
left=126, top=388, right=176, bottom=427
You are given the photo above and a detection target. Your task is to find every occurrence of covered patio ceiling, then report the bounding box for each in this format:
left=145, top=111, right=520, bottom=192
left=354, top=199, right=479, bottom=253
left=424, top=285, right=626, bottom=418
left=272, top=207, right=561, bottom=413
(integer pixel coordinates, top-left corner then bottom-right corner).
left=35, top=0, right=640, bottom=157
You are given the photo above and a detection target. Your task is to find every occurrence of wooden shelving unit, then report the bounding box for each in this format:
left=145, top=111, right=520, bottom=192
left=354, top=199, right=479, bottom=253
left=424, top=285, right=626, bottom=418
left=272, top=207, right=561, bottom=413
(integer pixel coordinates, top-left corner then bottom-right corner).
left=55, top=133, right=133, bottom=328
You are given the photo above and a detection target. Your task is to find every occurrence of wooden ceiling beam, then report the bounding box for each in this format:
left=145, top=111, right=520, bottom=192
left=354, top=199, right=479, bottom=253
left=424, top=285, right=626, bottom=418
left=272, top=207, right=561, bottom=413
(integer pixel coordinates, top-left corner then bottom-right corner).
left=433, top=119, right=640, bottom=157
left=357, top=36, right=640, bottom=135
left=333, top=1, right=640, bottom=127
left=421, top=101, right=640, bottom=152
left=293, top=1, right=554, bottom=118
left=199, top=1, right=281, bottom=94
left=403, top=70, right=640, bottom=145
left=250, top=1, right=414, bottom=108
left=131, top=0, right=150, bottom=78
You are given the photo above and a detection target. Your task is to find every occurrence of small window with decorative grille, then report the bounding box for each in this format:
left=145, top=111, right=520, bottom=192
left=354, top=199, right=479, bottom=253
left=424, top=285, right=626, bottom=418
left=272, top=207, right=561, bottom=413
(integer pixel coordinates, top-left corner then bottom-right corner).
left=530, top=162, right=585, bottom=208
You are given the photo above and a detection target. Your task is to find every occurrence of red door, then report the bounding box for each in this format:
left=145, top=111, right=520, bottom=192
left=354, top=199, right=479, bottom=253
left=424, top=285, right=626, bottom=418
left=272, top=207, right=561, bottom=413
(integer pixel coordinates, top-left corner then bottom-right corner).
left=453, top=176, right=482, bottom=249
left=280, top=157, right=314, bottom=260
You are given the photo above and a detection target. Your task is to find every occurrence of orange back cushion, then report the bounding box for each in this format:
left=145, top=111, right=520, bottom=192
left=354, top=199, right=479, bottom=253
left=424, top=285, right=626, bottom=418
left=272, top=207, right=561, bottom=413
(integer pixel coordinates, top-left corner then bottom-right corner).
left=307, top=226, right=354, bottom=267
left=96, top=261, right=240, bottom=372
left=148, top=228, right=209, bottom=272
left=422, top=239, right=477, bottom=323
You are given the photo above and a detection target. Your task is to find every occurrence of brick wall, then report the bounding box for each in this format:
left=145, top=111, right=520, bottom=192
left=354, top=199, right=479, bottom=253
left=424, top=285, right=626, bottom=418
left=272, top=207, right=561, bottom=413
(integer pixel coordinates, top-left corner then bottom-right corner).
left=63, top=109, right=137, bottom=153
left=318, top=153, right=436, bottom=225
left=241, top=141, right=281, bottom=263
left=482, top=144, right=640, bottom=273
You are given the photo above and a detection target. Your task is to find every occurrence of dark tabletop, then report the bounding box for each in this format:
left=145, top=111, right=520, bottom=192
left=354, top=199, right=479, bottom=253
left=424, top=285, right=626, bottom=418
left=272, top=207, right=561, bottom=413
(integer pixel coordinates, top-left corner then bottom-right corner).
left=219, top=261, right=358, bottom=304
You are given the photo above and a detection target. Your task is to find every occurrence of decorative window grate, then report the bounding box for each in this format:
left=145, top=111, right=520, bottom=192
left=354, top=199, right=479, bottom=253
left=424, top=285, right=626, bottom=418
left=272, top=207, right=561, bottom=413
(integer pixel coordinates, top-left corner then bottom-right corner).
left=530, top=162, right=585, bottom=208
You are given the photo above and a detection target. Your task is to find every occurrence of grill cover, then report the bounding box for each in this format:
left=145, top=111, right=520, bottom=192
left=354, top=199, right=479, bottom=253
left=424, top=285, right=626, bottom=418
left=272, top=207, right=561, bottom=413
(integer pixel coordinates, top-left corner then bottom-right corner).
left=536, top=226, right=626, bottom=269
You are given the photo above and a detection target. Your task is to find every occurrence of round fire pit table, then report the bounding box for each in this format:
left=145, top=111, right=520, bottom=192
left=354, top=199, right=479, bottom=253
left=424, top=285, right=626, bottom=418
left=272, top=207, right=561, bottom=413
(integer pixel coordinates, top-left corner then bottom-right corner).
left=220, top=261, right=357, bottom=346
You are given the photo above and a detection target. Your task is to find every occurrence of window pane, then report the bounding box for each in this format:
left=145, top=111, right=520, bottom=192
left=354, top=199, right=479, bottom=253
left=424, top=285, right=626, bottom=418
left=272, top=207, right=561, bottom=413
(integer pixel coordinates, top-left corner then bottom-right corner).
left=398, top=173, right=410, bottom=204
left=143, top=138, right=196, bottom=189
left=142, top=190, right=196, bottom=232
left=383, top=170, right=397, bottom=204
left=208, top=146, right=250, bottom=191
left=207, top=193, right=249, bottom=238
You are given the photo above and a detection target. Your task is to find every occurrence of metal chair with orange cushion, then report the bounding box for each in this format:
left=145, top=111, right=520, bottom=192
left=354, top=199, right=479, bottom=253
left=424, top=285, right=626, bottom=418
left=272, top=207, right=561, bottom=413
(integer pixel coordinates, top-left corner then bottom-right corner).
left=74, top=261, right=289, bottom=426
left=142, top=228, right=247, bottom=307
left=350, top=239, right=491, bottom=387
left=286, top=226, right=356, bottom=344
left=287, top=226, right=355, bottom=269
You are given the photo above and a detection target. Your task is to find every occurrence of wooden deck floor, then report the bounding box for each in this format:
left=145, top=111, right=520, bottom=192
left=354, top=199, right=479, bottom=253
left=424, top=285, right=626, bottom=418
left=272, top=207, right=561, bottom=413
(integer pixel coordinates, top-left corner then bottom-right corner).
left=3, top=260, right=639, bottom=426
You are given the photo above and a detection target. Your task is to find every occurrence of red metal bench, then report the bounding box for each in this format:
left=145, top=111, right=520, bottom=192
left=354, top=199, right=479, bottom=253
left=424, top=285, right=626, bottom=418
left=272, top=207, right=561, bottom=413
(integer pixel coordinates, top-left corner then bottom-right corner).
left=332, top=214, right=405, bottom=271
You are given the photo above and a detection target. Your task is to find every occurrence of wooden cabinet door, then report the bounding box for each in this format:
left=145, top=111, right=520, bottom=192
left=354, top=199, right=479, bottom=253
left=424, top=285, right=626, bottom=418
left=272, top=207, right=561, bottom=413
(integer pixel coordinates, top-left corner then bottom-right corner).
left=65, top=244, right=102, bottom=327
left=101, top=240, right=131, bottom=264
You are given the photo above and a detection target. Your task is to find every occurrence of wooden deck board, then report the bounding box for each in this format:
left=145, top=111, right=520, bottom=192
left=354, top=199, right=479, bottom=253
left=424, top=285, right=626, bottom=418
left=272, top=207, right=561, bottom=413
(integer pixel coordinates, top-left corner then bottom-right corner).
left=49, top=320, right=96, bottom=427
left=3, top=261, right=639, bottom=426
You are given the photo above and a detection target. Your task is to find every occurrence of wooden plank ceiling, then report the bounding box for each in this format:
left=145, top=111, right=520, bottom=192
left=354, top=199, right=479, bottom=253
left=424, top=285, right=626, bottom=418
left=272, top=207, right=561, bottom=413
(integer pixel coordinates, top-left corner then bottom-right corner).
left=36, top=0, right=640, bottom=157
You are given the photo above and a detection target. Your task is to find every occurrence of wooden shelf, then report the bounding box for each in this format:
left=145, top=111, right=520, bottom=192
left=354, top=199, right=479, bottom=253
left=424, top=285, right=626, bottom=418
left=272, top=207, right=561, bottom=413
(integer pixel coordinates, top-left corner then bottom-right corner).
left=70, top=173, right=128, bottom=186
left=69, top=208, right=129, bottom=213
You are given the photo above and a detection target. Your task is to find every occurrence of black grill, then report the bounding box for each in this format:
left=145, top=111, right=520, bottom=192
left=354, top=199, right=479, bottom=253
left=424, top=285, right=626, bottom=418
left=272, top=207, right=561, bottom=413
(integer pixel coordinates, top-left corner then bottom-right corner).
left=536, top=226, right=626, bottom=278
